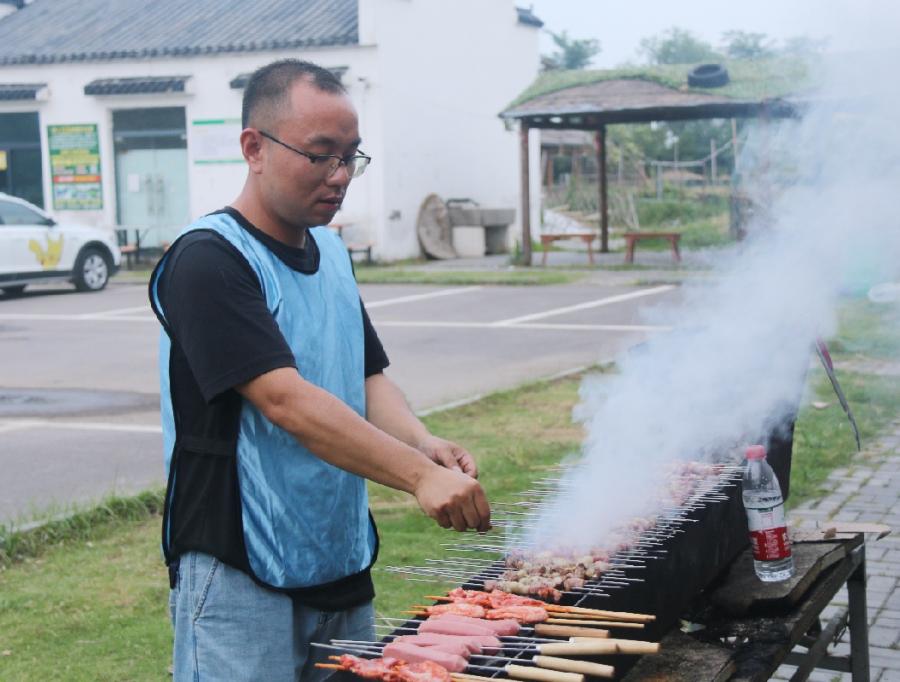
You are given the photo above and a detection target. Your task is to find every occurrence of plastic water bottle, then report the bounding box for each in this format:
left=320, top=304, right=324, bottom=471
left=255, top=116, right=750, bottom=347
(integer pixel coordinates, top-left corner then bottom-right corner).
left=742, top=445, right=795, bottom=582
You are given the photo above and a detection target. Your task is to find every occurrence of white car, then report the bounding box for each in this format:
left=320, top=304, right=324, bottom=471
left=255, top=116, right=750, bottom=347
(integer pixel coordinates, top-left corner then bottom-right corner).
left=0, top=192, right=121, bottom=295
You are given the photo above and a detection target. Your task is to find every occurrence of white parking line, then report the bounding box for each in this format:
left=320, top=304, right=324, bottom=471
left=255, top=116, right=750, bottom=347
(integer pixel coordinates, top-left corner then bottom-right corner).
left=91, top=305, right=152, bottom=317
left=0, top=419, right=161, bottom=434
left=365, top=286, right=484, bottom=308
left=374, top=320, right=671, bottom=332
left=492, top=285, right=675, bottom=326
left=0, top=313, right=156, bottom=322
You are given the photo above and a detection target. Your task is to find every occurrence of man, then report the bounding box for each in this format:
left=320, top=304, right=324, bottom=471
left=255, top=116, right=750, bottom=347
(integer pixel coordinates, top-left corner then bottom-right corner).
left=149, top=59, right=490, bottom=681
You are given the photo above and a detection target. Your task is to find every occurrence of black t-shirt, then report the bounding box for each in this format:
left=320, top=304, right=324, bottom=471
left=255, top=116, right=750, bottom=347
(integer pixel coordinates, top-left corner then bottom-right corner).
left=157, top=207, right=389, bottom=402
left=155, top=208, right=387, bottom=609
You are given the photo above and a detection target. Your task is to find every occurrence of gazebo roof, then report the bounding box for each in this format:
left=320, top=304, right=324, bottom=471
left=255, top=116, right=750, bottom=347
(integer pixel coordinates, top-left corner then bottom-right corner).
left=501, top=58, right=817, bottom=128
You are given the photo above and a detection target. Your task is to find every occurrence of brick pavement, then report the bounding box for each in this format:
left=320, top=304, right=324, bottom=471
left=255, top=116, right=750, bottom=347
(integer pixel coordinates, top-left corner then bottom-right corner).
left=773, top=419, right=900, bottom=681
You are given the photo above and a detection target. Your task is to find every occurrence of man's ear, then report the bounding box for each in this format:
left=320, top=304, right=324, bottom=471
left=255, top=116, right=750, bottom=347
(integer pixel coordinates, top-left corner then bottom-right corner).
left=241, top=129, right=265, bottom=174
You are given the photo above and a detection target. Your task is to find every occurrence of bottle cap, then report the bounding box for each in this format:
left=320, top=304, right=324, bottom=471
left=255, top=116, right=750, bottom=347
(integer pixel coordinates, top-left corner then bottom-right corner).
left=746, top=445, right=766, bottom=460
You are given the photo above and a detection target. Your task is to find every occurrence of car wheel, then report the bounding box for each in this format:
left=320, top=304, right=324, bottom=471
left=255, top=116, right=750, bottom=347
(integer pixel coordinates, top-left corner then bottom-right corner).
left=1, top=285, right=26, bottom=296
left=74, top=247, right=111, bottom=292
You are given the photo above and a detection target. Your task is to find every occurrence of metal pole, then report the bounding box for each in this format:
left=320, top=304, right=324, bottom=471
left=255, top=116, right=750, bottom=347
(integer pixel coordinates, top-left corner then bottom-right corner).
left=596, top=125, right=609, bottom=253
left=847, top=543, right=870, bottom=681
left=711, top=138, right=717, bottom=184
left=520, top=123, right=532, bottom=266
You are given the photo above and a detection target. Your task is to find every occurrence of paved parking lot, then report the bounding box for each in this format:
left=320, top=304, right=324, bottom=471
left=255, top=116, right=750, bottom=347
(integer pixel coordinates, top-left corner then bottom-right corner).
left=0, top=278, right=680, bottom=526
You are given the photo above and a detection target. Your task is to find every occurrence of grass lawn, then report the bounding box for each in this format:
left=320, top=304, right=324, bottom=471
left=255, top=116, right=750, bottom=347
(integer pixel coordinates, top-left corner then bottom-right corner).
left=1, top=295, right=897, bottom=680
left=116, top=265, right=585, bottom=287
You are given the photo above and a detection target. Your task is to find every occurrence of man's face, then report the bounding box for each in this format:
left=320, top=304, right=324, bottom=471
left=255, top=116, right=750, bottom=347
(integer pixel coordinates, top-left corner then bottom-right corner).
left=257, top=80, right=361, bottom=231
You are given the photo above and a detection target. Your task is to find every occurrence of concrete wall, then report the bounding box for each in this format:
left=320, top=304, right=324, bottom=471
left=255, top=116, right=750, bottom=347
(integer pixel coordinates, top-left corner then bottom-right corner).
left=0, top=0, right=539, bottom=259
left=367, top=0, right=540, bottom=258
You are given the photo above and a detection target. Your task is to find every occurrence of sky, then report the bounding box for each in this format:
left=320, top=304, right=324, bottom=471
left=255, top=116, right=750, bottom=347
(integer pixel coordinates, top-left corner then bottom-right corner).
left=527, top=0, right=900, bottom=67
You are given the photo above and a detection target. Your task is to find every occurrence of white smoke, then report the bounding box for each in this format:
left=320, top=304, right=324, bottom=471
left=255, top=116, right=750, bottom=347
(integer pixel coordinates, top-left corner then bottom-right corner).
left=526, top=45, right=900, bottom=550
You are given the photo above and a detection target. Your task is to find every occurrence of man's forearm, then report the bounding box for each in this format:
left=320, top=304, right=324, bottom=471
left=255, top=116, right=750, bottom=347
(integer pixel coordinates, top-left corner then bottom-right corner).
left=365, top=372, right=430, bottom=447
left=239, top=368, right=434, bottom=493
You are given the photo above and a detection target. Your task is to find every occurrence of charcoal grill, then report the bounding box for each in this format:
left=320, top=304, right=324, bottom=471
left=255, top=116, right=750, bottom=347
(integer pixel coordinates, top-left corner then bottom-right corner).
left=372, top=424, right=796, bottom=681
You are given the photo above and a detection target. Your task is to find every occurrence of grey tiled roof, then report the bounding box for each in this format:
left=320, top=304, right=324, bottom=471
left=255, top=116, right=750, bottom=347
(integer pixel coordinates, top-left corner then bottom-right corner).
left=0, top=82, right=45, bottom=99
left=0, top=0, right=358, bottom=65
left=84, top=76, right=190, bottom=96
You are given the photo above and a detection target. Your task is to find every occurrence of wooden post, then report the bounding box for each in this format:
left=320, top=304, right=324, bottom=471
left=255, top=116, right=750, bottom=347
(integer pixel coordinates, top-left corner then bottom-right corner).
left=710, top=138, right=717, bottom=184
left=595, top=125, right=609, bottom=253
left=520, top=123, right=532, bottom=266
left=731, top=118, right=739, bottom=172
left=616, top=144, right=623, bottom=184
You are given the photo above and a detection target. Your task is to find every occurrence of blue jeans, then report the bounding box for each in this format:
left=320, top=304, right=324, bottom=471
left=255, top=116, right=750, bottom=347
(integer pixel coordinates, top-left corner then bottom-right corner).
left=169, top=552, right=375, bottom=681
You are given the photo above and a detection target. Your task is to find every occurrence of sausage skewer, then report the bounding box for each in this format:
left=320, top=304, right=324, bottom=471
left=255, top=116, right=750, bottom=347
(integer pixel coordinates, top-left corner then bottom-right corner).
left=316, top=645, right=606, bottom=681
left=378, top=616, right=612, bottom=639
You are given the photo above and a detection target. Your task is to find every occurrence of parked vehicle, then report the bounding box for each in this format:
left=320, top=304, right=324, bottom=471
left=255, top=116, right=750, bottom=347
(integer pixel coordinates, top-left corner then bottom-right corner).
left=0, top=193, right=121, bottom=294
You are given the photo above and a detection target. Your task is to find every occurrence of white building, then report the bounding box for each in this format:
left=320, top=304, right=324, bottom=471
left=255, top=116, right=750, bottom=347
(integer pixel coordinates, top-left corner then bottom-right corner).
left=0, top=0, right=541, bottom=260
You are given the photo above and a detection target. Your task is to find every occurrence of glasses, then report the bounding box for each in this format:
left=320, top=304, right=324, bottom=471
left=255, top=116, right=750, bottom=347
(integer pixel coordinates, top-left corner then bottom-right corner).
left=259, top=131, right=371, bottom=179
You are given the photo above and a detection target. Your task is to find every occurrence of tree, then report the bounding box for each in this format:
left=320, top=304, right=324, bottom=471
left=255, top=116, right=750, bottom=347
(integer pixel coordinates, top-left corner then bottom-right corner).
left=721, top=30, right=776, bottom=60
left=639, top=27, right=721, bottom=65
left=542, top=30, right=600, bottom=71
left=781, top=35, right=830, bottom=58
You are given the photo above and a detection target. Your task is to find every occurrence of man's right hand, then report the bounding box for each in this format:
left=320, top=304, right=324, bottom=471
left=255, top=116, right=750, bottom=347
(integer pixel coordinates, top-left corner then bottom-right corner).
left=414, top=465, right=491, bottom=532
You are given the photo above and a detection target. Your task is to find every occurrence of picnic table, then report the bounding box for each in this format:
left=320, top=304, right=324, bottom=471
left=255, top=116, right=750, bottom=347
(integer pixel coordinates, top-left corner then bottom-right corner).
left=623, top=231, right=681, bottom=264
left=623, top=530, right=877, bottom=682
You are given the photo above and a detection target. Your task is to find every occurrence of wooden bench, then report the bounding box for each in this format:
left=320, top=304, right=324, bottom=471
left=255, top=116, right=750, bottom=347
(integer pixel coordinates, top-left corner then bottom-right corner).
left=329, top=223, right=374, bottom=264
left=623, top=231, right=681, bottom=264
left=119, top=244, right=139, bottom=269
left=540, top=232, right=598, bottom=266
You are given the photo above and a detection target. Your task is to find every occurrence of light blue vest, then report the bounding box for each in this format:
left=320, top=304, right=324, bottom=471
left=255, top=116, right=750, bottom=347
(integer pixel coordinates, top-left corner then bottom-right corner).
left=152, top=212, right=376, bottom=589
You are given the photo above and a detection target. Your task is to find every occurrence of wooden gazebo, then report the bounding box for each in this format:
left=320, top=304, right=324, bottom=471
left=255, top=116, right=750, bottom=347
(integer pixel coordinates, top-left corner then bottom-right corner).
left=499, top=59, right=812, bottom=264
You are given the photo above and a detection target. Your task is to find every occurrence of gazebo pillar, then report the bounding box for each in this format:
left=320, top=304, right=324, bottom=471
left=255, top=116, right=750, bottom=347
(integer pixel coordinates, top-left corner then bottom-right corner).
left=596, top=125, right=609, bottom=253
left=519, top=122, right=532, bottom=265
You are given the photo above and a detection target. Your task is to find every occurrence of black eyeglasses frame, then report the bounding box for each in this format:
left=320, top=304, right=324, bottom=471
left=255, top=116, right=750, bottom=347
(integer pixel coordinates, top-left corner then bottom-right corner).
left=258, top=130, right=371, bottom=178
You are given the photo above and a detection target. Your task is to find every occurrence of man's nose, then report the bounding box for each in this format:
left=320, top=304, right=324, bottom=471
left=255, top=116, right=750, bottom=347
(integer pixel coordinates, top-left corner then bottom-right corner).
left=326, top=163, right=353, bottom=187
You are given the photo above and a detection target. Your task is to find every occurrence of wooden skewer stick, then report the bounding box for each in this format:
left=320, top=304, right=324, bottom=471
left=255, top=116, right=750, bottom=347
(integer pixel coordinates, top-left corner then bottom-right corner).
left=505, top=664, right=584, bottom=681
left=545, top=617, right=644, bottom=628
left=541, top=638, right=661, bottom=656
left=314, top=663, right=342, bottom=671
left=533, top=656, right=614, bottom=679
left=558, top=606, right=655, bottom=622
left=545, top=610, right=649, bottom=624
left=534, top=624, right=609, bottom=639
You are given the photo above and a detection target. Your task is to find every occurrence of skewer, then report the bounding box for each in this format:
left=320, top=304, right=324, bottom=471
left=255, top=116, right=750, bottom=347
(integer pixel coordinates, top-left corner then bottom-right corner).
left=372, top=623, right=561, bottom=643
left=405, top=610, right=633, bottom=630
left=316, top=647, right=596, bottom=681
left=319, top=637, right=659, bottom=658
left=423, top=595, right=654, bottom=622
left=329, top=640, right=616, bottom=679
left=375, top=617, right=613, bottom=640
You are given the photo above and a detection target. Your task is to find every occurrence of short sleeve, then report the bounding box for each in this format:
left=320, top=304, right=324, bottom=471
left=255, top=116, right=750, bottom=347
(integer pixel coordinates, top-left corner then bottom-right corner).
left=361, top=299, right=389, bottom=377
left=157, top=231, right=296, bottom=402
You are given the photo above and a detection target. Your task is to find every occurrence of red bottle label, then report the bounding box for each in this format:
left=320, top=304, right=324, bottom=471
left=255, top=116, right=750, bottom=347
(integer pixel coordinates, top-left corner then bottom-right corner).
left=746, top=506, right=792, bottom=561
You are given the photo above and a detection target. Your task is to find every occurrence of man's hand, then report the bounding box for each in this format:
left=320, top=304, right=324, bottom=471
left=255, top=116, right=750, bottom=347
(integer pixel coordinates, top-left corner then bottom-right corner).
left=417, top=435, right=478, bottom=478
left=414, top=465, right=491, bottom=532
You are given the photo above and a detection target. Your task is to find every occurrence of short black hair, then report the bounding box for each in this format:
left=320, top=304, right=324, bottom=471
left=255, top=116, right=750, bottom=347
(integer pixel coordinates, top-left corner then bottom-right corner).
left=241, top=59, right=346, bottom=129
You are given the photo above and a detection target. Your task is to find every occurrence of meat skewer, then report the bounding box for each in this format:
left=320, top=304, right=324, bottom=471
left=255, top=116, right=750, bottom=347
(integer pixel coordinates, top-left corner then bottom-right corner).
left=408, top=608, right=627, bottom=630
left=377, top=616, right=612, bottom=640
left=426, top=589, right=655, bottom=623
left=316, top=650, right=589, bottom=682
left=318, top=646, right=603, bottom=681
left=409, top=605, right=549, bottom=625
left=316, top=654, right=452, bottom=682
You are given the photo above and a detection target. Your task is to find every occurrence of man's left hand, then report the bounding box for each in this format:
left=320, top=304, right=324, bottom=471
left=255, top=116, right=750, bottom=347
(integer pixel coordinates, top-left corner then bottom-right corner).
left=417, top=435, right=478, bottom=479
